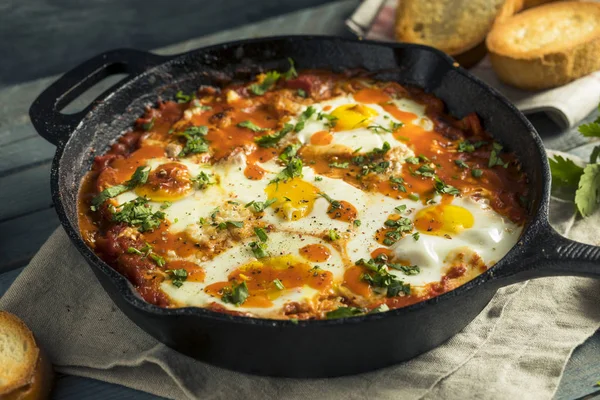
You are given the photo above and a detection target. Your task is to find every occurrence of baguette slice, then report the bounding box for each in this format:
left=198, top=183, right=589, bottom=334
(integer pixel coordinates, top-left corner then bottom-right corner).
left=0, top=311, right=52, bottom=400
left=395, top=0, right=523, bottom=55
left=487, top=1, right=600, bottom=90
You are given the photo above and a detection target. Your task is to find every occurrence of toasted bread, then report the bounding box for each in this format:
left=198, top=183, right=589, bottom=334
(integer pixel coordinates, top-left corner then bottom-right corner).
left=0, top=311, right=52, bottom=400
left=523, top=0, right=559, bottom=9
left=395, top=0, right=523, bottom=55
left=487, top=1, right=600, bottom=90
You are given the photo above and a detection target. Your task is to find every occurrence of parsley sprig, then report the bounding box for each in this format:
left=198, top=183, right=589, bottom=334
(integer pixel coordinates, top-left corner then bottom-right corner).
left=549, top=104, right=600, bottom=217
left=91, top=166, right=150, bottom=211
left=111, top=197, right=165, bottom=232
left=175, top=125, right=210, bottom=157
left=356, top=258, right=412, bottom=297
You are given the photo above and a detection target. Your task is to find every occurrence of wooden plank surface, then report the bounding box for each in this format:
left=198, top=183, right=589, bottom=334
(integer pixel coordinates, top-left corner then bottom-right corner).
left=0, top=0, right=598, bottom=399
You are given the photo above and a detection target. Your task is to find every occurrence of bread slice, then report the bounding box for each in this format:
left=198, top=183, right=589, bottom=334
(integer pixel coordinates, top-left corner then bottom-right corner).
left=523, top=0, right=559, bottom=9
left=395, top=0, right=523, bottom=55
left=487, top=1, right=600, bottom=90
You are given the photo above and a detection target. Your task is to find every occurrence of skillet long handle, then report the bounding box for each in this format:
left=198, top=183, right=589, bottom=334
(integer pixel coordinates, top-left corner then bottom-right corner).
left=29, top=49, right=169, bottom=147
left=491, top=222, right=600, bottom=285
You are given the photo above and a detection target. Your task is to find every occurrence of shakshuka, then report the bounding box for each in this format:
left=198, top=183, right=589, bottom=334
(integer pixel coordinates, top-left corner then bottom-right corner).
left=78, top=61, right=529, bottom=320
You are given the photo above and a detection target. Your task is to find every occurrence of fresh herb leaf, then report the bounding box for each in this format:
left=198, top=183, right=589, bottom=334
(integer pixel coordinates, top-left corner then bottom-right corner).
left=382, top=216, right=413, bottom=245
left=455, top=159, right=469, bottom=169
left=149, top=253, right=166, bottom=267
left=271, top=153, right=304, bottom=184
left=434, top=177, right=461, bottom=196
left=255, top=123, right=294, bottom=147
left=142, top=118, right=154, bottom=131
left=405, top=156, right=419, bottom=164
left=237, top=120, right=267, bottom=132
left=326, top=307, right=364, bottom=319
left=488, top=142, right=507, bottom=168
left=221, top=281, right=249, bottom=306
left=320, top=193, right=342, bottom=210
left=176, top=125, right=210, bottom=157
left=578, top=109, right=600, bottom=137
left=297, top=89, right=307, bottom=98
left=245, top=198, right=277, bottom=213
left=254, top=227, right=268, bottom=242
left=294, top=106, right=316, bottom=132
left=354, top=219, right=362, bottom=227
left=415, top=164, right=436, bottom=178
left=191, top=171, right=215, bottom=189
left=329, top=161, right=349, bottom=169
left=317, top=112, right=338, bottom=129
left=226, top=221, right=244, bottom=229
left=357, top=258, right=411, bottom=297
left=389, top=176, right=407, bottom=192
left=591, top=146, right=600, bottom=164
left=273, top=279, right=285, bottom=290
left=175, top=90, right=194, bottom=103
left=327, top=229, right=340, bottom=241
left=282, top=58, right=298, bottom=80
left=367, top=124, right=392, bottom=134
left=458, top=140, right=487, bottom=153
left=388, top=263, right=420, bottom=275
left=167, top=268, right=188, bottom=287
left=412, top=232, right=420, bottom=241
left=160, top=201, right=172, bottom=210
left=471, top=169, right=483, bottom=178
left=314, top=176, right=323, bottom=182
left=575, top=164, right=600, bottom=217
left=390, top=121, right=404, bottom=131
left=394, top=205, right=407, bottom=213
left=110, top=197, right=165, bottom=232
left=249, top=241, right=269, bottom=258
left=91, top=166, right=150, bottom=210
left=549, top=155, right=584, bottom=188
left=249, top=71, right=281, bottom=95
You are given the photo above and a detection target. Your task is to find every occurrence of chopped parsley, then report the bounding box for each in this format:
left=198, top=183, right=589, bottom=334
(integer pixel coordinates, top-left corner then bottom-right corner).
left=329, top=161, right=349, bottom=169
left=282, top=57, right=298, bottom=80
left=271, top=148, right=304, bottom=184
left=249, top=241, right=269, bottom=258
left=297, top=89, right=307, bottom=98
left=471, top=169, right=483, bottom=178
left=273, top=279, right=285, bottom=290
left=294, top=106, right=316, bottom=132
left=327, top=229, right=340, bottom=241
left=455, top=159, right=469, bottom=169
left=91, top=166, right=150, bottom=211
left=367, top=124, right=392, bottom=134
left=320, top=192, right=342, bottom=210
left=434, top=177, right=461, bottom=196
left=458, top=140, right=487, bottom=153
left=249, top=71, right=281, bottom=96
left=254, top=226, right=268, bottom=242
left=414, top=164, right=436, bottom=178
left=356, top=258, right=411, bottom=297
left=388, top=263, right=420, bottom=275
left=383, top=216, right=413, bottom=245
left=314, top=176, right=323, bottom=182
left=221, top=281, right=249, bottom=306
left=353, top=219, right=362, bottom=227
left=326, top=306, right=365, bottom=319
left=175, top=90, right=194, bottom=103
left=317, top=112, right=338, bottom=129
left=237, top=120, right=267, bottom=132
left=412, top=232, right=420, bottom=241
left=175, top=125, right=210, bottom=157
left=142, top=118, right=154, bottom=131
left=488, top=142, right=508, bottom=168
left=390, top=176, right=407, bottom=192
left=394, top=205, right=407, bottom=213
left=128, top=243, right=166, bottom=268
left=255, top=123, right=294, bottom=147
left=191, top=171, right=215, bottom=189
left=166, top=269, right=187, bottom=288
left=160, top=201, right=172, bottom=210
left=352, top=142, right=391, bottom=178
left=405, top=156, right=419, bottom=164
left=149, top=253, right=166, bottom=267
left=245, top=198, right=277, bottom=213
left=390, top=121, right=404, bottom=131
left=110, top=197, right=165, bottom=232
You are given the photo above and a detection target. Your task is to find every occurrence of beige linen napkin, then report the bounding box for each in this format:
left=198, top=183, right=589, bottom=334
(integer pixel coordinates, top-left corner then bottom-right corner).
left=0, top=191, right=599, bottom=399
left=347, top=0, right=600, bottom=129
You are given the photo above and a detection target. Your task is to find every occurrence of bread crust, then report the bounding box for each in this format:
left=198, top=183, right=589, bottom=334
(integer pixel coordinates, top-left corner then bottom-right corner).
left=487, top=1, right=600, bottom=90
left=0, top=312, right=40, bottom=396
left=395, top=0, right=523, bottom=55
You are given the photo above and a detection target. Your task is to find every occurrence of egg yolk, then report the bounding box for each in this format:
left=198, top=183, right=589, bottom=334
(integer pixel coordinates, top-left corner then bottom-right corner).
left=135, top=162, right=193, bottom=201
left=265, top=177, right=319, bottom=221
left=330, top=104, right=378, bottom=131
left=204, top=254, right=333, bottom=308
left=414, top=204, right=474, bottom=236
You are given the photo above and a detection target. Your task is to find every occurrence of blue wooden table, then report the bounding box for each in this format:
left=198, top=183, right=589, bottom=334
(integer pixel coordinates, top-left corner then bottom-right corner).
left=1, top=1, right=598, bottom=398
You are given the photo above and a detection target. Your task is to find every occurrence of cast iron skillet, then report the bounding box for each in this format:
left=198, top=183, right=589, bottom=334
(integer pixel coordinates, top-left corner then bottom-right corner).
left=29, top=36, right=600, bottom=378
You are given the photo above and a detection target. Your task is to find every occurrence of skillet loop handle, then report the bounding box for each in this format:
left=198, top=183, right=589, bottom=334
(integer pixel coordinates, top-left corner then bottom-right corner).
left=29, top=49, right=168, bottom=147
left=495, top=222, right=600, bottom=285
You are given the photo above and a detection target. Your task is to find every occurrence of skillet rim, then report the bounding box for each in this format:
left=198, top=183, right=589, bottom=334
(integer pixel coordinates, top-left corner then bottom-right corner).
left=49, top=35, right=551, bottom=327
